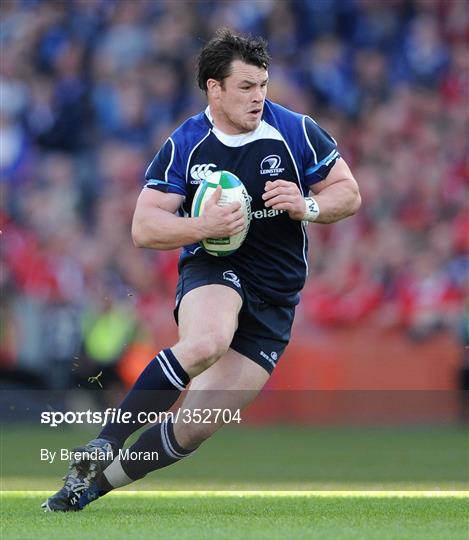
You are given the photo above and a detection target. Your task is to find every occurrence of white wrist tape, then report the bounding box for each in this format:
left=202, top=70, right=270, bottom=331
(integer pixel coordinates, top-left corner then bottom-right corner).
left=303, top=197, right=320, bottom=222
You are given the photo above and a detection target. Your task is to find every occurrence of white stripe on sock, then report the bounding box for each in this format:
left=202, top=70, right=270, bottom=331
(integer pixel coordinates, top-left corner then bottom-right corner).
left=103, top=457, right=133, bottom=488
left=156, top=356, right=185, bottom=391
left=159, top=351, right=185, bottom=388
left=161, top=421, right=187, bottom=460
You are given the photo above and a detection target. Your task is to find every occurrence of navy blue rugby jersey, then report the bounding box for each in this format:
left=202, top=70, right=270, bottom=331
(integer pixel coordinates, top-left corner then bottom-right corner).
left=144, top=99, right=340, bottom=307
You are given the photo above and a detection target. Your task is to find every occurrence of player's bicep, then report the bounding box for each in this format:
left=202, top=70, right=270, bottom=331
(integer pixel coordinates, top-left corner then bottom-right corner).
left=135, top=187, right=184, bottom=215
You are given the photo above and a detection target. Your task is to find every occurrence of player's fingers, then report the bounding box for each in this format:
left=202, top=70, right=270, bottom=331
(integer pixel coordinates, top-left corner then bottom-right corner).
left=271, top=202, right=293, bottom=211
left=271, top=196, right=298, bottom=210
left=230, top=211, right=247, bottom=226
left=230, top=211, right=244, bottom=223
left=264, top=179, right=292, bottom=191
left=226, top=214, right=245, bottom=230
left=220, top=208, right=242, bottom=224
left=262, top=186, right=297, bottom=200
left=230, top=220, right=247, bottom=235
left=262, top=189, right=276, bottom=201
left=264, top=194, right=295, bottom=207
left=228, top=201, right=242, bottom=212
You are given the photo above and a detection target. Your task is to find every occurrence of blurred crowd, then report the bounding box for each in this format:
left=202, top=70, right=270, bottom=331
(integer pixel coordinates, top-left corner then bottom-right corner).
left=1, top=0, right=467, bottom=388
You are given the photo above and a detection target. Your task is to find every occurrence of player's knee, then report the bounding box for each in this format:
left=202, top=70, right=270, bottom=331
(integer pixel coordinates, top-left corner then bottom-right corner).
left=181, top=334, right=231, bottom=371
left=192, top=333, right=230, bottom=365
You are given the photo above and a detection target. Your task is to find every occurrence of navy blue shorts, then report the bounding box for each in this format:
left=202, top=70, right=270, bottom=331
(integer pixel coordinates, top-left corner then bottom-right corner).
left=174, top=258, right=295, bottom=374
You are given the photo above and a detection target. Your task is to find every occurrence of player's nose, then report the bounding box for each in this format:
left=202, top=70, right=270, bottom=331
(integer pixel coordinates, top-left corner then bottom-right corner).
left=252, top=86, right=264, bottom=103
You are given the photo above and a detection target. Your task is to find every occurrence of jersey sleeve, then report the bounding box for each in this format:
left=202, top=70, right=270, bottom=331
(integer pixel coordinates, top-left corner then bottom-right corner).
left=303, top=116, right=340, bottom=185
left=144, top=137, right=187, bottom=196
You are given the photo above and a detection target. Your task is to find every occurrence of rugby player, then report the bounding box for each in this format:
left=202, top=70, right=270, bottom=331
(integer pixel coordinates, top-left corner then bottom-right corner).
left=43, top=28, right=360, bottom=511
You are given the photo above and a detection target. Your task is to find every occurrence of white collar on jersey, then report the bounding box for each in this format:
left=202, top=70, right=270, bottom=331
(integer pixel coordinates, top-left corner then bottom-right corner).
left=205, top=106, right=282, bottom=147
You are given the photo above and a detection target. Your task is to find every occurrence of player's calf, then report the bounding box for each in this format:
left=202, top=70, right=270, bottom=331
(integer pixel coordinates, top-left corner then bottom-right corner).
left=174, top=417, right=223, bottom=449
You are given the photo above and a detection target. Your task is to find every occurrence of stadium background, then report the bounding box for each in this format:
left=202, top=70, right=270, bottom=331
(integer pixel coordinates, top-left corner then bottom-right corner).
left=1, top=0, right=467, bottom=431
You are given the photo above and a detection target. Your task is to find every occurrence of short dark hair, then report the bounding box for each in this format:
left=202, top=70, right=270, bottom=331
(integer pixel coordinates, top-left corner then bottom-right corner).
left=196, top=28, right=270, bottom=92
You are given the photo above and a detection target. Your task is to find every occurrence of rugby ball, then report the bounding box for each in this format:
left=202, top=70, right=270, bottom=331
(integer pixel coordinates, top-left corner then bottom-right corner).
left=191, top=170, right=251, bottom=256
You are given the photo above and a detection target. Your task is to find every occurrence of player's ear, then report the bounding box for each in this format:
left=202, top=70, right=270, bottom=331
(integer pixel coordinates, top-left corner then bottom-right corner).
left=206, top=78, right=221, bottom=100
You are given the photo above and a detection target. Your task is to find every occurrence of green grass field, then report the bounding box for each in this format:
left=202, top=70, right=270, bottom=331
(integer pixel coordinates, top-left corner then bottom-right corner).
left=1, top=425, right=468, bottom=539
left=1, top=491, right=468, bottom=540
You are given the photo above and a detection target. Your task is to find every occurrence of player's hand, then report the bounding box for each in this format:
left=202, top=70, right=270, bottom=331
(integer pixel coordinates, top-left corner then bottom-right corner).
left=199, top=186, right=246, bottom=238
left=262, top=180, right=306, bottom=221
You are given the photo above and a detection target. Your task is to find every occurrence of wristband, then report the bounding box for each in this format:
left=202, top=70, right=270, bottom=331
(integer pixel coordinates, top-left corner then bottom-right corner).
left=303, top=197, right=320, bottom=222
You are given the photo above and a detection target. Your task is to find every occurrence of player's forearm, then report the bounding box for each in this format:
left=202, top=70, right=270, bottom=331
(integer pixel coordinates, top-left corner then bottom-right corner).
left=132, top=207, right=205, bottom=250
left=312, top=179, right=361, bottom=224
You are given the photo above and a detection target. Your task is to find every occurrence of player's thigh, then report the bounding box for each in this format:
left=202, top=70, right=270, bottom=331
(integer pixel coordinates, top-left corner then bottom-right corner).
left=178, top=284, right=242, bottom=341
left=173, top=284, right=243, bottom=375
left=174, top=349, right=269, bottom=448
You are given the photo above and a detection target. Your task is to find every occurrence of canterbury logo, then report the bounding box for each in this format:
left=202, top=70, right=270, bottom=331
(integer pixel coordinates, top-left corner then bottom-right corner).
left=190, top=163, right=217, bottom=182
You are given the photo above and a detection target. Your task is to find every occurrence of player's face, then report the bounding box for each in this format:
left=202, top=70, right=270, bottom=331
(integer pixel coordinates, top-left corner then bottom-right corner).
left=209, top=60, right=268, bottom=134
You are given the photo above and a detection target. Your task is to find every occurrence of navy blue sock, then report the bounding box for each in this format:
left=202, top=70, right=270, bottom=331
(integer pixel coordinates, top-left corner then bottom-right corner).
left=99, top=349, right=189, bottom=448
left=120, top=419, right=195, bottom=481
